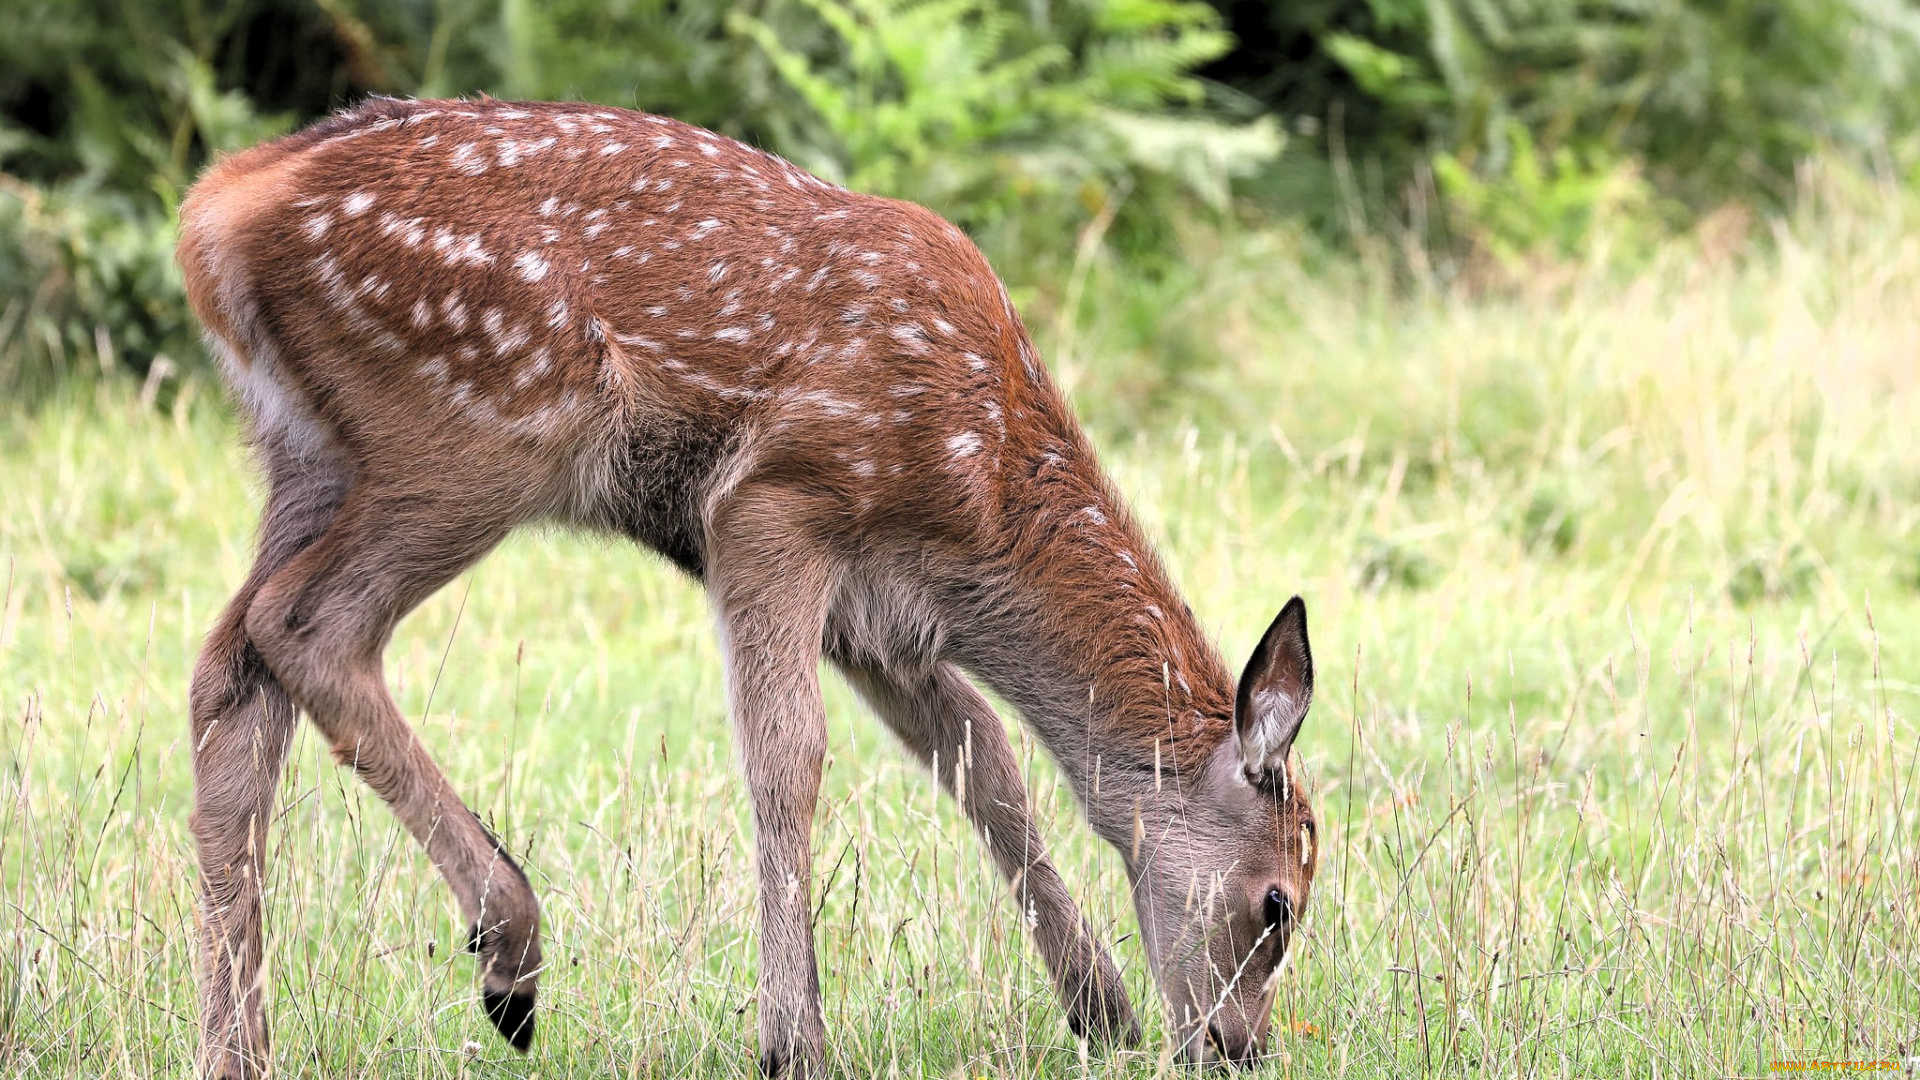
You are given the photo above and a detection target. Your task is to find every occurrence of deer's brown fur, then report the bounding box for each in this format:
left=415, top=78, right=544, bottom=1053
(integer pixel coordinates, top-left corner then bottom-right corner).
left=178, top=97, right=1319, bottom=1079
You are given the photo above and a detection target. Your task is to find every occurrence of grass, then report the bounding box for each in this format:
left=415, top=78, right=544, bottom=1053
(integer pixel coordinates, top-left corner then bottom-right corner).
left=3, top=170, right=1919, bottom=1077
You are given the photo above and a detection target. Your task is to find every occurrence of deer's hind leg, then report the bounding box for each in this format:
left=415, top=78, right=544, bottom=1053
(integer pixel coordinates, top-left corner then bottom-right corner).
left=833, top=659, right=1141, bottom=1048
left=193, top=453, right=350, bottom=1080
left=239, top=477, right=544, bottom=1054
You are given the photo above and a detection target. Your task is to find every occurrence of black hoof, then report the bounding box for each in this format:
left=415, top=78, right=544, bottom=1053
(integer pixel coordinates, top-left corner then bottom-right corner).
left=758, top=1044, right=823, bottom=1078
left=1062, top=968, right=1141, bottom=1048
left=483, top=987, right=536, bottom=1052
left=1067, top=1008, right=1143, bottom=1047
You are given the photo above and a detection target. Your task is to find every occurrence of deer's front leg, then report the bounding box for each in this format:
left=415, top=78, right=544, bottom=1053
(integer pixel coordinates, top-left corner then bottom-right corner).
left=709, top=493, right=837, bottom=1079
left=837, top=660, right=1140, bottom=1047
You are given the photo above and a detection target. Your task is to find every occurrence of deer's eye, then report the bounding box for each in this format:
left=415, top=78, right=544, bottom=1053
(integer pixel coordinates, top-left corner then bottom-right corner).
left=1263, top=888, right=1290, bottom=929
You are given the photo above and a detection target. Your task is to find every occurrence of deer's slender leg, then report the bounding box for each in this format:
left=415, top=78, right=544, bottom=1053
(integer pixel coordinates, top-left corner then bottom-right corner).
left=193, top=459, right=349, bottom=1080
left=834, top=659, right=1142, bottom=1046
left=240, top=483, right=543, bottom=1052
left=706, top=485, right=838, bottom=1079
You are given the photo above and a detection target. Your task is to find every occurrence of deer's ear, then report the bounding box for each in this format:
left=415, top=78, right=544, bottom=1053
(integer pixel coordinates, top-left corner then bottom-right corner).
left=1235, top=596, right=1313, bottom=780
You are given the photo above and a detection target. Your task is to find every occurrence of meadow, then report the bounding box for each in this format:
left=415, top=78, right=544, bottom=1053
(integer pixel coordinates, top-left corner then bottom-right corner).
left=3, top=171, right=1918, bottom=1078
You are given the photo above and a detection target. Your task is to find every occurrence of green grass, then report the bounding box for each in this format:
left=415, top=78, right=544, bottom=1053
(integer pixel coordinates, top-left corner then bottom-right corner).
left=3, top=176, right=1919, bottom=1077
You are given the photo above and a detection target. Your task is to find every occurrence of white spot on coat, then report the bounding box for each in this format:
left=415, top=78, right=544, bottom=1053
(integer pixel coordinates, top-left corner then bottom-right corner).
left=454, top=236, right=493, bottom=266
left=611, top=331, right=663, bottom=352
left=450, top=143, right=487, bottom=175
left=889, top=324, right=930, bottom=354
left=795, top=390, right=857, bottom=416
left=514, top=347, right=553, bottom=389
left=515, top=251, right=550, bottom=282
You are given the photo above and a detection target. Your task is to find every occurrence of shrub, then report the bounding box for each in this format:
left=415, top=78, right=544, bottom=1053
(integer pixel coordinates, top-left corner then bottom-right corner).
left=731, top=0, right=1282, bottom=258
left=1209, top=0, right=1920, bottom=226
left=1431, top=120, right=1663, bottom=270
left=1, top=27, right=287, bottom=396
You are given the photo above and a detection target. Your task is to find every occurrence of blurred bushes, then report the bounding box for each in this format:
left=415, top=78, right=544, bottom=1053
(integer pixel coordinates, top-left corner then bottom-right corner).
left=1209, top=0, right=1920, bottom=212
left=1, top=0, right=1272, bottom=395
left=1, top=3, right=295, bottom=394
left=729, top=0, right=1279, bottom=258
left=3, top=0, right=1920, bottom=397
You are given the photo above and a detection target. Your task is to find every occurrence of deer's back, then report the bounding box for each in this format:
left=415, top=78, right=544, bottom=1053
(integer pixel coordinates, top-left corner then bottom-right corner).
left=180, top=98, right=1064, bottom=568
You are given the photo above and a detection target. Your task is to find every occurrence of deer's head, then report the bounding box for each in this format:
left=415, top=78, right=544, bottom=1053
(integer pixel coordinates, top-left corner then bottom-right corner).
left=1127, top=596, right=1319, bottom=1065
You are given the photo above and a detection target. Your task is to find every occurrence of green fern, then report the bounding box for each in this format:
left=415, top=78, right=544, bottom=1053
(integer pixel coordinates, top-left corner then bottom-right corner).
left=733, top=0, right=1278, bottom=230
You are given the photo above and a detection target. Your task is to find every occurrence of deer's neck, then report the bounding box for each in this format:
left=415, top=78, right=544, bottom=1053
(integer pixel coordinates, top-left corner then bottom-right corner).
left=954, top=444, right=1236, bottom=848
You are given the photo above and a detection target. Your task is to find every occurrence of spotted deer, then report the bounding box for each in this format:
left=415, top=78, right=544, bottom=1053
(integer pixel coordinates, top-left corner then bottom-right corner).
left=177, top=96, right=1319, bottom=1079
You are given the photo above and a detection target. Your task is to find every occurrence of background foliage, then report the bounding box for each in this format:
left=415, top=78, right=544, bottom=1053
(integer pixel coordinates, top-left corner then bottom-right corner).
left=4, top=0, right=1919, bottom=400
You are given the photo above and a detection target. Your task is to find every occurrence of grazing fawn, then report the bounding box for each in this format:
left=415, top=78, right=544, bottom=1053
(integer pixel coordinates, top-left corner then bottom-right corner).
left=177, top=96, right=1319, bottom=1078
